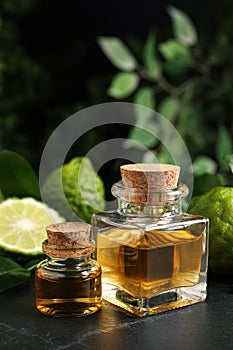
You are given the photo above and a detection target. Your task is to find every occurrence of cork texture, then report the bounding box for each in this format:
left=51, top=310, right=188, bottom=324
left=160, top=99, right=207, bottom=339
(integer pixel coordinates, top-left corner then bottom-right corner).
left=120, top=163, right=180, bottom=190
left=42, top=240, right=93, bottom=258
left=44, top=222, right=93, bottom=258
left=46, top=222, right=91, bottom=247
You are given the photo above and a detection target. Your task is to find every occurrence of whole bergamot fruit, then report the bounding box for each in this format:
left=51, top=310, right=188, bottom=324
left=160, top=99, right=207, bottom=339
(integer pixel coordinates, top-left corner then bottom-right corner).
left=42, top=157, right=105, bottom=223
left=188, top=186, right=233, bottom=274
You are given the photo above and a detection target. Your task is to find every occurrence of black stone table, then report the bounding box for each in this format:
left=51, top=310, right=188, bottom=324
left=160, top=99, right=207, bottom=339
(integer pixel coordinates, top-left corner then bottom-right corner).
left=0, top=276, right=233, bottom=350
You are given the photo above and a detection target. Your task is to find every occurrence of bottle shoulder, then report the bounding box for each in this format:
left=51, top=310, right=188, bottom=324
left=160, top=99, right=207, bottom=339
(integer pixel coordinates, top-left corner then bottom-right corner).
left=36, top=257, right=101, bottom=276
left=92, top=211, right=208, bottom=231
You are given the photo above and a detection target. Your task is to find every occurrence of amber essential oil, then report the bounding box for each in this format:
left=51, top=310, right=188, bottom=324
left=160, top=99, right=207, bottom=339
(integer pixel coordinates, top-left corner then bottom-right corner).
left=36, top=258, right=101, bottom=317
left=97, top=227, right=203, bottom=298
left=35, top=222, right=102, bottom=317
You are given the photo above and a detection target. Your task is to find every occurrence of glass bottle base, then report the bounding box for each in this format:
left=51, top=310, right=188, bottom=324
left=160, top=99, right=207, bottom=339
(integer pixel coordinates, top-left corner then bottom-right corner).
left=102, top=275, right=207, bottom=317
left=36, top=299, right=102, bottom=317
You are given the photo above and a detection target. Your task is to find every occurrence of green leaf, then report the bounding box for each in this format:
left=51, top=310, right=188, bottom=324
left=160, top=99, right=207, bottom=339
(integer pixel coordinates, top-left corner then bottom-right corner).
left=97, top=36, right=137, bottom=71
left=134, top=87, right=155, bottom=110
left=124, top=87, right=156, bottom=149
left=159, top=39, right=192, bottom=63
left=125, top=125, right=157, bottom=148
left=193, top=156, right=217, bottom=176
left=216, top=125, right=232, bottom=169
left=0, top=190, right=4, bottom=203
left=193, top=174, right=224, bottom=195
left=163, top=60, right=189, bottom=77
left=143, top=31, right=162, bottom=79
left=25, top=256, right=44, bottom=271
left=0, top=256, right=30, bottom=293
left=223, top=154, right=233, bottom=173
left=157, top=149, right=174, bottom=164
left=167, top=6, right=198, bottom=46
left=0, top=150, right=40, bottom=199
left=107, top=72, right=139, bottom=99
left=158, top=96, right=180, bottom=122
left=134, top=87, right=155, bottom=124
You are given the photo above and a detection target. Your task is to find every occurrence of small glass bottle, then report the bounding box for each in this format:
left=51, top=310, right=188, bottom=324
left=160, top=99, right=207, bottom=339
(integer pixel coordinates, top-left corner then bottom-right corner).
left=35, top=222, right=102, bottom=317
left=92, top=163, right=208, bottom=317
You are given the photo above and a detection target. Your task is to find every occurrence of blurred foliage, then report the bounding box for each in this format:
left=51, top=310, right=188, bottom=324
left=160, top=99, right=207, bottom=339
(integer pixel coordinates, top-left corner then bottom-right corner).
left=0, top=0, right=110, bottom=169
left=0, top=1, right=233, bottom=197
left=0, top=0, right=46, bottom=165
left=98, top=6, right=233, bottom=195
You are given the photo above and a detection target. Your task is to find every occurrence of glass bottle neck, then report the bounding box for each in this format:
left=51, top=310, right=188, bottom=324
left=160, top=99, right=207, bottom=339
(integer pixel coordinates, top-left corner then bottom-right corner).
left=112, top=182, right=188, bottom=218
left=117, top=198, right=183, bottom=217
left=46, top=255, right=92, bottom=267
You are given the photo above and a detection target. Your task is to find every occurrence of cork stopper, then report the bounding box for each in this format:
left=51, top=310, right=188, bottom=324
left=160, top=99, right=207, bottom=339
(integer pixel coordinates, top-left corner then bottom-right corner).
left=43, top=222, right=93, bottom=258
left=117, top=163, right=180, bottom=205
left=120, top=164, right=180, bottom=190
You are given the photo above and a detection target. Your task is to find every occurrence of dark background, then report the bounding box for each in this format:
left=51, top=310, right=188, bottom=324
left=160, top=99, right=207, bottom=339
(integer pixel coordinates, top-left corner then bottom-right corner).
left=0, top=0, right=232, bottom=185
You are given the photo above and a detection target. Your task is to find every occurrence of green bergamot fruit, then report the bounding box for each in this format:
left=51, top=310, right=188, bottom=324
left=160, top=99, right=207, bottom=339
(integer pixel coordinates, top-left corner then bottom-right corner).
left=0, top=197, right=65, bottom=256
left=42, top=157, right=105, bottom=223
left=188, top=186, right=233, bottom=274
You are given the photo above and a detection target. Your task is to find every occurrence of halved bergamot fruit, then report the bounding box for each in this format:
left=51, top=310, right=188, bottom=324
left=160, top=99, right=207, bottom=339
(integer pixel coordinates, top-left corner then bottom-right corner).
left=0, top=197, right=65, bottom=255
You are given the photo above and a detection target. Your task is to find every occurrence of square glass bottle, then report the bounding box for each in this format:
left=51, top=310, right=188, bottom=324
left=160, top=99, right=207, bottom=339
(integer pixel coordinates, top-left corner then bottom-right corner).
left=92, top=164, right=208, bottom=316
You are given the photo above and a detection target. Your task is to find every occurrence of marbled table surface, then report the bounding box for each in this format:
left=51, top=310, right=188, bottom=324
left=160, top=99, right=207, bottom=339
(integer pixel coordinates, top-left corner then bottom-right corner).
left=0, top=276, right=233, bottom=350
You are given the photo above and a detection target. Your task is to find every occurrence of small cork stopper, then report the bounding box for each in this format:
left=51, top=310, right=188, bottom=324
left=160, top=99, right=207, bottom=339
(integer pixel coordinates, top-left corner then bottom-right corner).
left=43, top=222, right=93, bottom=258
left=120, top=163, right=180, bottom=190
